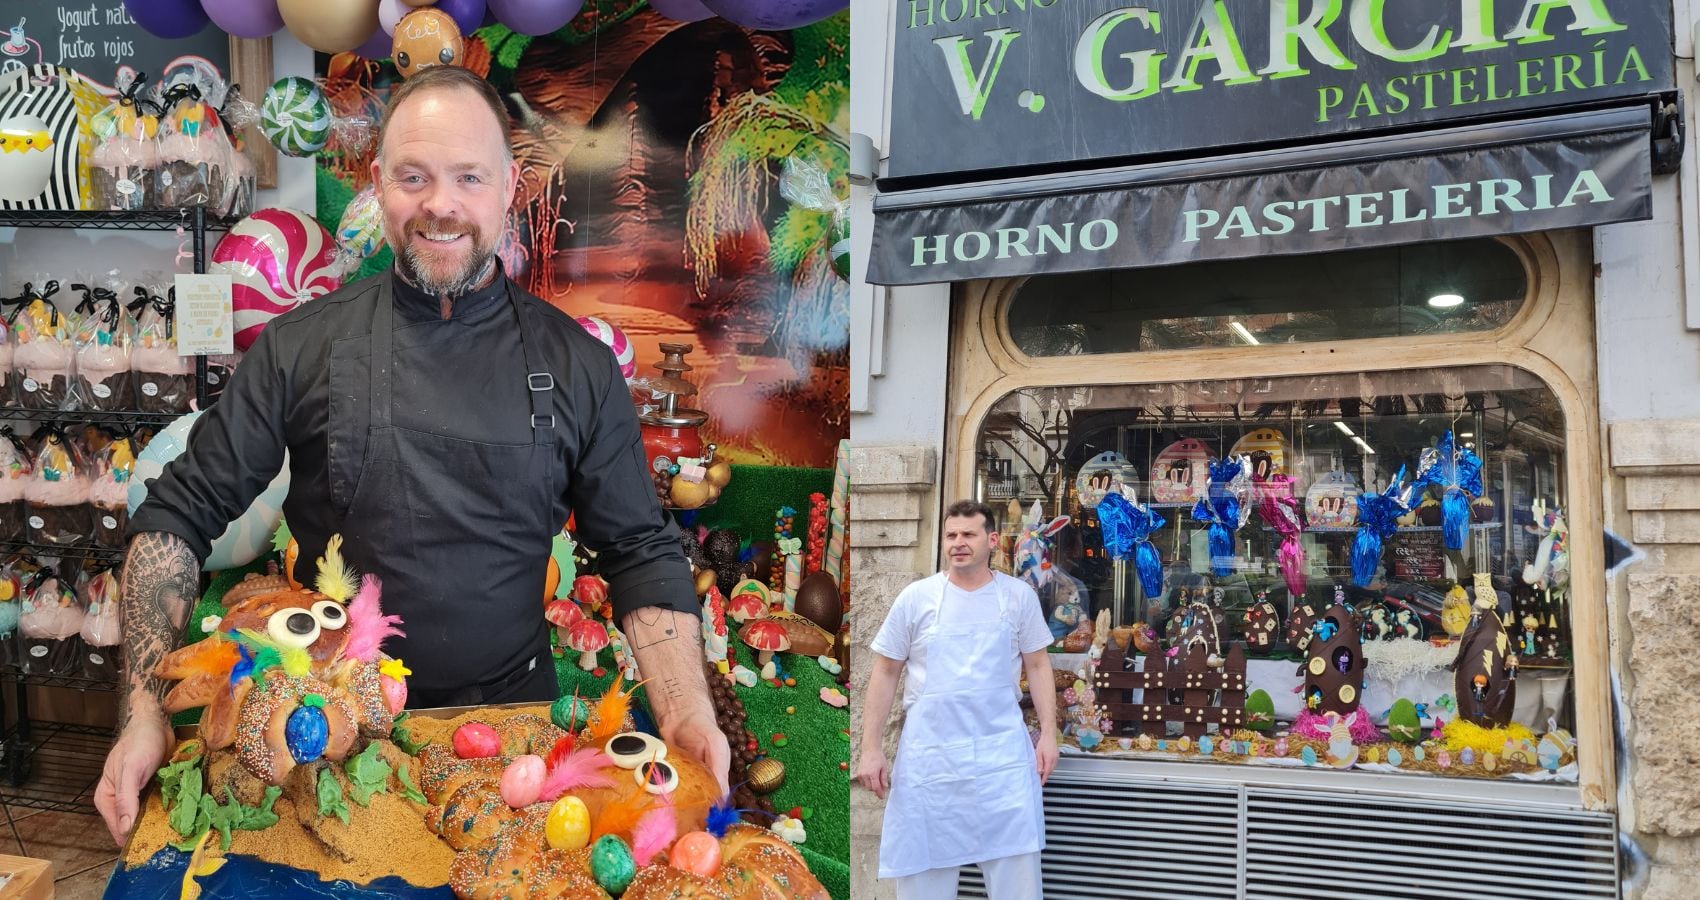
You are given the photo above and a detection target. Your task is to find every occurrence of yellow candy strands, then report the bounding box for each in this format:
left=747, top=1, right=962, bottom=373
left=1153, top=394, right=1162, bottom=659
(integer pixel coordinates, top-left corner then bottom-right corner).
left=315, top=534, right=357, bottom=603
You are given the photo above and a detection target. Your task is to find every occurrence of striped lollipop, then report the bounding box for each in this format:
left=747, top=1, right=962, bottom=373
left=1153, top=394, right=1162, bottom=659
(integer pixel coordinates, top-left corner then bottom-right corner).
left=575, top=315, right=635, bottom=380
left=260, top=77, right=332, bottom=157
left=212, top=208, right=342, bottom=352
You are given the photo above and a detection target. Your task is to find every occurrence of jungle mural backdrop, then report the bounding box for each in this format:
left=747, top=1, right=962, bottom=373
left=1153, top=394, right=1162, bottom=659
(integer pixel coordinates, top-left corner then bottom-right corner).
left=314, top=3, right=849, bottom=468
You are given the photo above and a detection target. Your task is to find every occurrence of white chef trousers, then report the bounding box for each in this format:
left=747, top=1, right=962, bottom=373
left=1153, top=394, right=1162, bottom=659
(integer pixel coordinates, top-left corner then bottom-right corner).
left=892, top=851, right=1043, bottom=900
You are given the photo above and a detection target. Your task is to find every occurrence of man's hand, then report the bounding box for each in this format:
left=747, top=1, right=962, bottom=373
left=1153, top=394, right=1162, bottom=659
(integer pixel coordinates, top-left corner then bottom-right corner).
left=1035, top=729, right=1059, bottom=785
left=659, top=706, right=731, bottom=797
left=854, top=748, right=890, bottom=799
left=94, top=703, right=173, bottom=847
left=621, top=607, right=730, bottom=794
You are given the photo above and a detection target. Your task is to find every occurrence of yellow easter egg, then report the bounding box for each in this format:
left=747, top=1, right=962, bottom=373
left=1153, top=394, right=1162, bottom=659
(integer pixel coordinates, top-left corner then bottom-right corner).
left=545, top=795, right=591, bottom=851
left=0, top=581, right=13, bottom=602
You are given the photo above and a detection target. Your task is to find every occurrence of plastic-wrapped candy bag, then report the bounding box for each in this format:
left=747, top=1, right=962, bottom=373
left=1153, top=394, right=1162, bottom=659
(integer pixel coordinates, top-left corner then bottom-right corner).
left=778, top=157, right=850, bottom=280
left=153, top=79, right=236, bottom=209
left=90, top=434, right=135, bottom=550
left=71, top=278, right=136, bottom=411
left=333, top=186, right=385, bottom=277
left=0, top=561, right=20, bottom=671
left=79, top=568, right=121, bottom=681
left=7, top=280, right=75, bottom=411
left=86, top=72, right=162, bottom=211
left=23, top=425, right=92, bottom=548
left=0, top=430, right=30, bottom=542
left=19, top=569, right=85, bottom=676
left=129, top=285, right=194, bottom=414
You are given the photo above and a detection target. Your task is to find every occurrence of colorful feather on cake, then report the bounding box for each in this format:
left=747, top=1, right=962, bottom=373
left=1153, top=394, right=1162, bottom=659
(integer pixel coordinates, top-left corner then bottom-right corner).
left=344, top=574, right=403, bottom=663
left=315, top=534, right=357, bottom=603
left=705, top=791, right=743, bottom=839
left=160, top=638, right=240, bottom=682
left=588, top=675, right=638, bottom=746
left=630, top=792, right=677, bottom=867
left=591, top=790, right=653, bottom=842
left=544, top=734, right=576, bottom=771
left=538, top=748, right=616, bottom=802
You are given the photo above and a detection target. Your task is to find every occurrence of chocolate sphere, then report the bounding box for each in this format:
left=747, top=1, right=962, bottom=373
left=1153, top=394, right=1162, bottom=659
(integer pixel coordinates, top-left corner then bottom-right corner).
left=793, top=571, right=842, bottom=634
left=743, top=542, right=775, bottom=582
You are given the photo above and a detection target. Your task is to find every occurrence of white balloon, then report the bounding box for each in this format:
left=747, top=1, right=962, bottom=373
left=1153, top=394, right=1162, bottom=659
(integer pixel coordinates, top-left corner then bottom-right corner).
left=128, top=412, right=290, bottom=572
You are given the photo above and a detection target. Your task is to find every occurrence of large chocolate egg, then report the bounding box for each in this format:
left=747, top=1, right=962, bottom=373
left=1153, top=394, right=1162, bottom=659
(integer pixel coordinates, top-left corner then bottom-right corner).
left=793, top=572, right=842, bottom=634
left=392, top=8, right=463, bottom=79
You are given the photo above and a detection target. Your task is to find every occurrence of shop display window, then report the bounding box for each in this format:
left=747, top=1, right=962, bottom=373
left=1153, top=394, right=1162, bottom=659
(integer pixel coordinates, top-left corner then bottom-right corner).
left=977, top=364, right=1578, bottom=781
left=1006, top=238, right=1527, bottom=356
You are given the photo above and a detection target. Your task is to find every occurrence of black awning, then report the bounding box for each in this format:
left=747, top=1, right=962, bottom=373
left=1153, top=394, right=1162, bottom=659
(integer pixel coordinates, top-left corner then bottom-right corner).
left=867, top=107, right=1654, bottom=286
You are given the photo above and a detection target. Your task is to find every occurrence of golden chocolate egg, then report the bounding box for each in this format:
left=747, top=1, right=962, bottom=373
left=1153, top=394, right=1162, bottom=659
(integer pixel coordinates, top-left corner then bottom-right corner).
left=392, top=8, right=463, bottom=79
left=747, top=757, right=785, bottom=794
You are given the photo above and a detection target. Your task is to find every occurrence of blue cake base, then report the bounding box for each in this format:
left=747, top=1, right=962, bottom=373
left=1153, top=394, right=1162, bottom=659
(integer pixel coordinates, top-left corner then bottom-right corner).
left=103, top=846, right=457, bottom=898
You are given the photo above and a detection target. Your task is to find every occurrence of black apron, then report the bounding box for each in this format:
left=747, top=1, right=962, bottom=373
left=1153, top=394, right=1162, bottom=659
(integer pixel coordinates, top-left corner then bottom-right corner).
left=332, top=274, right=560, bottom=708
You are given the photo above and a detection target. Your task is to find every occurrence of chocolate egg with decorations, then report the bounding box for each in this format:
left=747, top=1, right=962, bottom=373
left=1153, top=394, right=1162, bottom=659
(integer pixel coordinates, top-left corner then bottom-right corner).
left=793, top=571, right=843, bottom=634
left=392, top=8, right=463, bottom=79
left=747, top=756, right=785, bottom=794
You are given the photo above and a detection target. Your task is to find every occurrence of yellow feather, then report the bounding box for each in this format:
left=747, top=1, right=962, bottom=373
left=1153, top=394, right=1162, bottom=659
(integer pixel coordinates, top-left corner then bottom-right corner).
left=280, top=646, right=311, bottom=678
left=315, top=534, right=357, bottom=603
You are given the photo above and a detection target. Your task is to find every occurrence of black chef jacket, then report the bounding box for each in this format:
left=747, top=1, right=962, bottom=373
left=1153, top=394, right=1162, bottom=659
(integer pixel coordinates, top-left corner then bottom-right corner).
left=128, top=267, right=696, bottom=690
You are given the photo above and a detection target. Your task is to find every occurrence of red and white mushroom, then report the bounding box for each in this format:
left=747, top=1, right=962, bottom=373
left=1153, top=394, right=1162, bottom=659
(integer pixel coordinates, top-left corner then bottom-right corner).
left=566, top=618, right=611, bottom=672
left=573, top=576, right=610, bottom=617
left=545, top=600, right=583, bottom=650
left=741, top=620, right=790, bottom=680
left=728, top=592, right=767, bottom=625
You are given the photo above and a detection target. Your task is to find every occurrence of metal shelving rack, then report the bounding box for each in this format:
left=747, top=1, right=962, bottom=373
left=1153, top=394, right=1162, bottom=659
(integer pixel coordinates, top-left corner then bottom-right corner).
left=0, top=206, right=232, bottom=813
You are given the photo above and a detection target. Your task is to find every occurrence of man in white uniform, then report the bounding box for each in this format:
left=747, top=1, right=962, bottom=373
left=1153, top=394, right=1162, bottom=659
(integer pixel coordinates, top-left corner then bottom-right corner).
left=856, top=500, right=1059, bottom=899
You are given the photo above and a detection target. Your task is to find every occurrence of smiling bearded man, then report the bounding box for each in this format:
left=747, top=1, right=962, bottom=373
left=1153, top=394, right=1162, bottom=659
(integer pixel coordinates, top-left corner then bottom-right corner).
left=96, top=65, right=730, bottom=847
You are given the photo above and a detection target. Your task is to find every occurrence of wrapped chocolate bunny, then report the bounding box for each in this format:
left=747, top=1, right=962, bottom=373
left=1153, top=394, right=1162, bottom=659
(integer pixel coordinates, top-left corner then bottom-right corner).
left=71, top=280, right=135, bottom=411
left=24, top=426, right=92, bottom=547
left=89, top=432, right=136, bottom=550
left=78, top=568, right=120, bottom=681
left=19, top=568, right=85, bottom=676
left=7, top=280, right=74, bottom=410
left=0, top=428, right=31, bottom=542
left=129, top=285, right=194, bottom=414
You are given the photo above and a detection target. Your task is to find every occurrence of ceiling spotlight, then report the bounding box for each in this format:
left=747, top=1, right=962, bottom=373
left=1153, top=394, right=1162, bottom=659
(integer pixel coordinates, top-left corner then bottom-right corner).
left=1229, top=321, right=1260, bottom=345
left=1428, top=293, right=1465, bottom=308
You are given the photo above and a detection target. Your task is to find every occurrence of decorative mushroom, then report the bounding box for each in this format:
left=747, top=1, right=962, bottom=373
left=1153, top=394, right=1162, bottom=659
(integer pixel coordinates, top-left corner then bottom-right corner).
left=741, top=620, right=790, bottom=680
left=573, top=575, right=610, bottom=618
left=566, top=618, right=611, bottom=672
left=727, top=591, right=767, bottom=625
left=545, top=600, right=583, bottom=651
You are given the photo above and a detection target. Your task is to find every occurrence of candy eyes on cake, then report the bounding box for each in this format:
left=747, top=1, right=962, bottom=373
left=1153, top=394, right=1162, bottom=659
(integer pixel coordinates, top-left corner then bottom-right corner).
left=396, top=51, right=411, bottom=71
left=267, top=608, right=320, bottom=648
left=636, top=760, right=678, bottom=795
left=605, top=732, right=667, bottom=769
left=439, top=48, right=455, bottom=65
left=312, top=600, right=347, bottom=630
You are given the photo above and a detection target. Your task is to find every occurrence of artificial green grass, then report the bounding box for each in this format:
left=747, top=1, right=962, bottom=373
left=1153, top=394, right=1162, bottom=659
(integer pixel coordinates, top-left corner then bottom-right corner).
left=689, top=464, right=834, bottom=539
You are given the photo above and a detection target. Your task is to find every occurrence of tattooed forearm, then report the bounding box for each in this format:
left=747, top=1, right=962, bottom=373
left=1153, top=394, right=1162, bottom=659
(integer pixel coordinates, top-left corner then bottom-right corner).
left=622, top=607, right=710, bottom=716
left=119, top=532, right=200, bottom=727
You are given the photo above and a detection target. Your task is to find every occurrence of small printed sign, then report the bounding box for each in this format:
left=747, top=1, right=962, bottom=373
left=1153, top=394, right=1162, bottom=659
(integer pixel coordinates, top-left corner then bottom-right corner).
left=175, top=273, right=234, bottom=356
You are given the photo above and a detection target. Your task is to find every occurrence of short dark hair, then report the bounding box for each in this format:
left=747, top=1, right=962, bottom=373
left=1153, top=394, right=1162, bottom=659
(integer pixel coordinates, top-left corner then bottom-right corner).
left=378, top=65, right=511, bottom=161
left=943, top=499, right=996, bottom=532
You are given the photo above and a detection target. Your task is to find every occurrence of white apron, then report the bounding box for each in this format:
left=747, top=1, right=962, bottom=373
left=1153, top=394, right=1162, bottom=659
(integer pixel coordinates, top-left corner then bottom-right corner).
left=879, top=574, right=1045, bottom=879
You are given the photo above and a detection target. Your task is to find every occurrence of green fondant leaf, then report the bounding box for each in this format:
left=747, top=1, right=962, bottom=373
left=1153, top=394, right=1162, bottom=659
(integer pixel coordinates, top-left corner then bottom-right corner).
left=316, top=767, right=350, bottom=826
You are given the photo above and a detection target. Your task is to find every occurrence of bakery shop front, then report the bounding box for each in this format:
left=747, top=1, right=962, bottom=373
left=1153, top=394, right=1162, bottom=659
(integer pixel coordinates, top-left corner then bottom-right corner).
left=851, top=1, right=1685, bottom=897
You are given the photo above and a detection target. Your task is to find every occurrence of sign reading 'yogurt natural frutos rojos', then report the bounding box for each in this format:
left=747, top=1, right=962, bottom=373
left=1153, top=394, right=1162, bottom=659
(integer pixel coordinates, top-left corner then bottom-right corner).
left=886, top=0, right=1672, bottom=180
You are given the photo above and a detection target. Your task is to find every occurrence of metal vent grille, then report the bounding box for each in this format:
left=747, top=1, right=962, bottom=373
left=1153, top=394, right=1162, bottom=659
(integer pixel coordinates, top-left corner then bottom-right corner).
left=955, top=764, right=1617, bottom=900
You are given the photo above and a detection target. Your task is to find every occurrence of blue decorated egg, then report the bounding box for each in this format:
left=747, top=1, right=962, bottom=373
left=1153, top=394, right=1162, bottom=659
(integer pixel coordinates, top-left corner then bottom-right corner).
left=1460, top=747, right=1476, bottom=767
left=1387, top=749, right=1403, bottom=767
left=1300, top=746, right=1318, bottom=767
left=1198, top=736, right=1213, bottom=755
left=285, top=705, right=329, bottom=764
left=1414, top=745, right=1426, bottom=761
left=1076, top=728, right=1102, bottom=751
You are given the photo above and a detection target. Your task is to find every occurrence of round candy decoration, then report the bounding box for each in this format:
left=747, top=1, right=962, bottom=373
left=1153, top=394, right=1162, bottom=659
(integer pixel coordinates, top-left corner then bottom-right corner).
left=128, top=412, right=292, bottom=571
left=500, top=754, right=546, bottom=808
left=575, top=315, right=635, bottom=380
left=452, top=722, right=502, bottom=759
left=212, top=208, right=342, bottom=352
left=392, top=9, right=464, bottom=79
left=260, top=77, right=333, bottom=157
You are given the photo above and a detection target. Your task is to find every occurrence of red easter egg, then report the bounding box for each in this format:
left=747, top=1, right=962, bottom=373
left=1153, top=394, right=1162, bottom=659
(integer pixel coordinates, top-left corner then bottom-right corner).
left=453, top=722, right=502, bottom=759
left=669, top=830, right=722, bottom=877
left=379, top=674, right=407, bottom=715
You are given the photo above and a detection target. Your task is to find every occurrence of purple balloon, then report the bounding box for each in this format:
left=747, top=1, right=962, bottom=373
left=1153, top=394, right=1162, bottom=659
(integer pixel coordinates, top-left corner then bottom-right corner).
left=487, top=0, right=583, bottom=36
left=435, top=0, right=489, bottom=35
left=700, top=0, right=846, bottom=30
left=352, top=24, right=393, bottom=60
left=201, top=0, right=283, bottom=39
left=649, top=0, right=714, bottom=22
left=127, top=0, right=210, bottom=39
left=378, top=0, right=410, bottom=35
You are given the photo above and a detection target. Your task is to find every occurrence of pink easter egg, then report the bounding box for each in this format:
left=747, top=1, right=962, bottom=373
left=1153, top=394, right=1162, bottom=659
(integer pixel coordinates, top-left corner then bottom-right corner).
left=453, top=722, right=502, bottom=759
left=380, top=674, right=407, bottom=715
left=212, top=208, right=342, bottom=352
left=500, top=754, right=547, bottom=808
left=575, top=315, right=635, bottom=379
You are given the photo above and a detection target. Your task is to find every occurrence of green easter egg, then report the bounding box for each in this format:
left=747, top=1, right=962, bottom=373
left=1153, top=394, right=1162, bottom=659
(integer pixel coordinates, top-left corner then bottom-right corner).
left=590, top=834, right=635, bottom=894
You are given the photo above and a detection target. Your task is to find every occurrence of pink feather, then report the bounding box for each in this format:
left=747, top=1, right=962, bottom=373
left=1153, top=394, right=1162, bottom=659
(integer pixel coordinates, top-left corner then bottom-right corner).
left=630, top=795, right=677, bottom=867
left=344, top=575, right=405, bottom=663
left=538, top=748, right=617, bottom=803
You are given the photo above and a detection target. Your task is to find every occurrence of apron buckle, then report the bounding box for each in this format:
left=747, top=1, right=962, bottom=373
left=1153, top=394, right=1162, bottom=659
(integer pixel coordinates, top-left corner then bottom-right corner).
left=528, top=373, right=554, bottom=391
left=531, top=414, right=555, bottom=428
